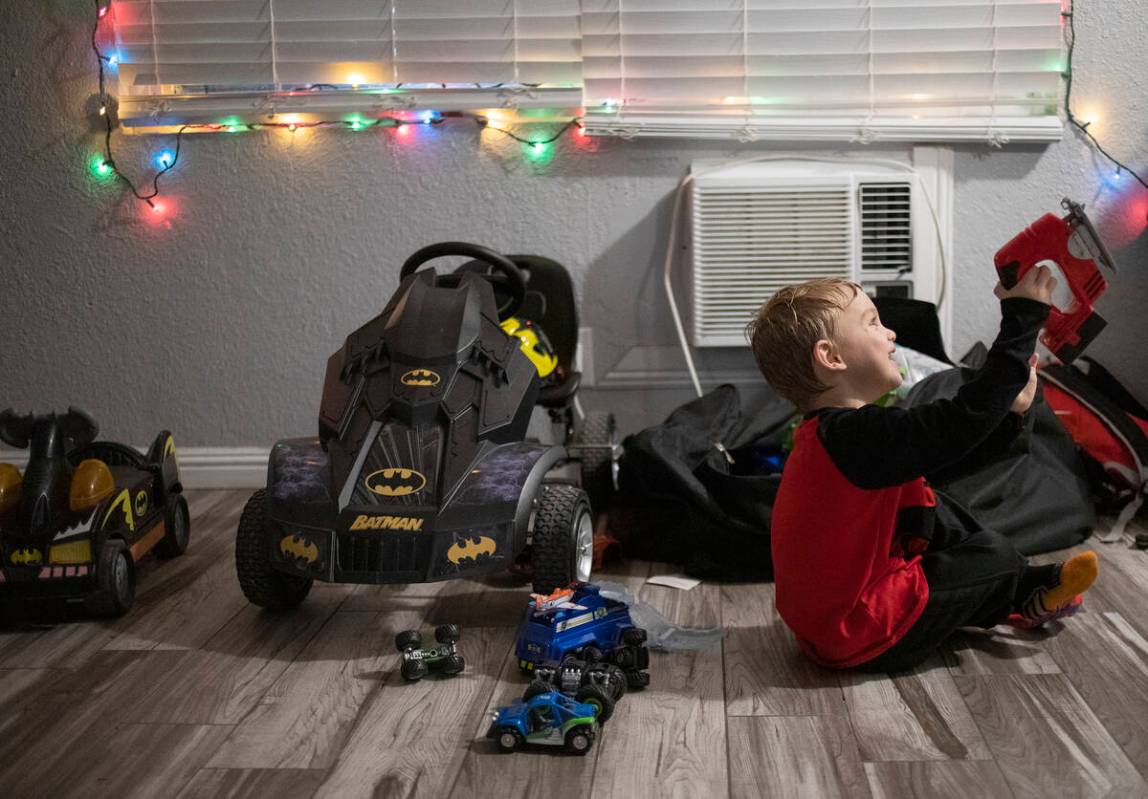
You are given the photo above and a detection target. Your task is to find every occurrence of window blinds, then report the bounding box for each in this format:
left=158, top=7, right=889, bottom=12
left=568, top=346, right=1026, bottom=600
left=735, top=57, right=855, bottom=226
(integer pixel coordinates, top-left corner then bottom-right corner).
left=581, top=0, right=1064, bottom=142
left=109, top=0, right=1063, bottom=142
left=111, top=0, right=582, bottom=126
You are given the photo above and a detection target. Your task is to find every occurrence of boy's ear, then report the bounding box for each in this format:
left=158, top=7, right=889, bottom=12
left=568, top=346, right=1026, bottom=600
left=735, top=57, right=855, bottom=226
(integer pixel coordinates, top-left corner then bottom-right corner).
left=812, top=338, right=845, bottom=371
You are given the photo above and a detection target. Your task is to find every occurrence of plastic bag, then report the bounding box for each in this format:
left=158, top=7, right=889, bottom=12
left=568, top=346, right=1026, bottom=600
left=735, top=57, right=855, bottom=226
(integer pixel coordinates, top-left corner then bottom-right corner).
left=596, top=581, right=724, bottom=652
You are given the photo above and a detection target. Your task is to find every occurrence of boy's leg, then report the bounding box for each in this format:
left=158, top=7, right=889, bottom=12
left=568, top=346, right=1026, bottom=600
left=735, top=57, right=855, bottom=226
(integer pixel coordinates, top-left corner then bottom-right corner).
left=857, top=527, right=1025, bottom=673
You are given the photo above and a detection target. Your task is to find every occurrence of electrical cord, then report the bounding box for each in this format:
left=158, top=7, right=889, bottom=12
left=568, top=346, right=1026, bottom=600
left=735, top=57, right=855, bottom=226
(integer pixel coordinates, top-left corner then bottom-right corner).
left=1063, top=0, right=1148, bottom=190
left=662, top=155, right=948, bottom=398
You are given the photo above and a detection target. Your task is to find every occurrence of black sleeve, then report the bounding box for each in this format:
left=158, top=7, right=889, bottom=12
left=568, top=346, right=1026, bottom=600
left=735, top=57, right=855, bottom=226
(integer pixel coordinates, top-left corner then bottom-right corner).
left=817, top=297, right=1048, bottom=489
left=925, top=410, right=1027, bottom=485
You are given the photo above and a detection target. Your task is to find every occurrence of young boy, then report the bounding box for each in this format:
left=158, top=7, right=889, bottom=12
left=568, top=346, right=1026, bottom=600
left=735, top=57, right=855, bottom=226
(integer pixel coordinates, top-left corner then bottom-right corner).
left=747, top=269, right=1098, bottom=672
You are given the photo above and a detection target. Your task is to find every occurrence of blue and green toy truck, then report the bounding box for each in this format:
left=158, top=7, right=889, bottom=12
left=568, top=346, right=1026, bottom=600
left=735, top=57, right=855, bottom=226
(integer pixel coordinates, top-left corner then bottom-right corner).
left=486, top=689, right=600, bottom=754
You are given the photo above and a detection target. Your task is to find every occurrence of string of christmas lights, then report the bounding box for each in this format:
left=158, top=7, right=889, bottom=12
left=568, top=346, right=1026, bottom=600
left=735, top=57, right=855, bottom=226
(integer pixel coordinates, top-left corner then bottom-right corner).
left=90, top=0, right=185, bottom=212
left=91, top=0, right=1144, bottom=216
left=1063, top=0, right=1148, bottom=190
left=88, top=1, right=582, bottom=215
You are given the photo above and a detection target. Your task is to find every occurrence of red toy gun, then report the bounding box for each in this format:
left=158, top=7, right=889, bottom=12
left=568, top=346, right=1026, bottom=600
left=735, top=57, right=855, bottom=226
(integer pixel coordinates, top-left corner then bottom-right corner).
left=993, top=198, right=1117, bottom=364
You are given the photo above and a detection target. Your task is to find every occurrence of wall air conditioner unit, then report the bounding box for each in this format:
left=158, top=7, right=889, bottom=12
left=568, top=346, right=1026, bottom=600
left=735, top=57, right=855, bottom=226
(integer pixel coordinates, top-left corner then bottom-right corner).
left=688, top=159, right=941, bottom=348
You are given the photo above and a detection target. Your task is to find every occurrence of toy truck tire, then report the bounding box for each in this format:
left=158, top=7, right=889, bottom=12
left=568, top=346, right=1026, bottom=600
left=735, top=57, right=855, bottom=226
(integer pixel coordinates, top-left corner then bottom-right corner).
left=434, top=623, right=461, bottom=644
left=155, top=493, right=191, bottom=558
left=85, top=540, right=135, bottom=616
left=235, top=489, right=313, bottom=610
left=579, top=645, right=603, bottom=663
left=530, top=484, right=592, bottom=594
left=625, top=670, right=651, bottom=690
left=614, top=644, right=650, bottom=672
left=585, top=663, right=628, bottom=701
left=575, top=685, right=615, bottom=724
left=442, top=654, right=466, bottom=675
left=495, top=729, right=523, bottom=753
left=395, top=630, right=422, bottom=651
left=565, top=725, right=595, bottom=755
left=524, top=680, right=551, bottom=700
left=620, top=627, right=647, bottom=646
left=401, top=659, right=429, bottom=681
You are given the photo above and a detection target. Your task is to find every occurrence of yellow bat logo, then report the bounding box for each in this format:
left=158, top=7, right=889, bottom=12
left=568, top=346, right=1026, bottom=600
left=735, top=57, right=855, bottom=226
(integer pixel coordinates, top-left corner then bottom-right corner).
left=365, top=468, right=427, bottom=497
left=134, top=490, right=149, bottom=517
left=447, top=536, right=497, bottom=565
left=280, top=535, right=319, bottom=564
left=11, top=547, right=42, bottom=566
left=401, top=369, right=441, bottom=387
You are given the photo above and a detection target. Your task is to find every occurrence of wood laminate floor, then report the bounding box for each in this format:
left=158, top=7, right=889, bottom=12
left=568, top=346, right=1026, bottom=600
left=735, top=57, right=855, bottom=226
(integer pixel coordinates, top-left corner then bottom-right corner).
left=1, top=490, right=1147, bottom=799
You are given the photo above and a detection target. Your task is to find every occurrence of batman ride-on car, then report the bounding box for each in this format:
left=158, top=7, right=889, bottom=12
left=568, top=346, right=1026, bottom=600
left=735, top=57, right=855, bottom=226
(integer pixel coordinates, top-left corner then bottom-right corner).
left=0, top=407, right=188, bottom=617
left=235, top=242, right=618, bottom=609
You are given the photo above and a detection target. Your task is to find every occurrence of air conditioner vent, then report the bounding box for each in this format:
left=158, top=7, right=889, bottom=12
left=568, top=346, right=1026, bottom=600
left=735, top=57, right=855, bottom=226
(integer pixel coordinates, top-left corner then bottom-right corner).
left=692, top=186, right=853, bottom=346
left=859, top=182, right=912, bottom=272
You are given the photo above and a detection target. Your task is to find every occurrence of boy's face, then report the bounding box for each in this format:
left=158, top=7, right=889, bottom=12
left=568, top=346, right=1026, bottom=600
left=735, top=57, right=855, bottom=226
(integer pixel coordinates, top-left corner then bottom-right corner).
left=832, top=291, right=902, bottom=401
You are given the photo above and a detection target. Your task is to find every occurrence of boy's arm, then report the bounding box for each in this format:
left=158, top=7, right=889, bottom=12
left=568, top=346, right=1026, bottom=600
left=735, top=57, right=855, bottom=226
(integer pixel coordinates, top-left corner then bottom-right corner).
left=925, top=410, right=1027, bottom=485
left=816, top=297, right=1049, bottom=489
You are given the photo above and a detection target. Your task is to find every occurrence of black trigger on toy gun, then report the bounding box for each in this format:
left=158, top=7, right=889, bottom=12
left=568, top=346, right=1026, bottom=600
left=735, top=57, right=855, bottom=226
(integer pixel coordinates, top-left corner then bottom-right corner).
left=998, top=260, right=1020, bottom=290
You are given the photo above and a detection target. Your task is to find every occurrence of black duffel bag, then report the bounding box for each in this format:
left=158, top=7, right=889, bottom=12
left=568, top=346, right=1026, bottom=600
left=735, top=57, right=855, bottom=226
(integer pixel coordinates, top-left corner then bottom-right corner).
left=614, top=384, right=796, bottom=581
left=905, top=366, right=1094, bottom=555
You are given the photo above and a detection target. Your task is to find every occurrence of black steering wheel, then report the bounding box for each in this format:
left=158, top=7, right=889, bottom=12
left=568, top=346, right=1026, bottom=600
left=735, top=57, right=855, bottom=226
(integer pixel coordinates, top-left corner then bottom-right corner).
left=400, top=242, right=526, bottom=319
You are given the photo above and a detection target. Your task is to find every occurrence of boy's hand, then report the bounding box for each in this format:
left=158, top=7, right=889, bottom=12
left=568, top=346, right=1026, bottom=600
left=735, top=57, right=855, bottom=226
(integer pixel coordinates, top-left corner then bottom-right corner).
left=1010, top=355, right=1039, bottom=414
left=994, top=264, right=1057, bottom=305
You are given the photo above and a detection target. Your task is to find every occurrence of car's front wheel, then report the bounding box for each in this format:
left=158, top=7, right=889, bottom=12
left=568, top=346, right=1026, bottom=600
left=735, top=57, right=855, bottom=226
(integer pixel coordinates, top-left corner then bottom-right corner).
left=235, top=489, right=312, bottom=610
left=400, top=659, right=428, bottom=681
left=530, top=484, right=593, bottom=594
left=155, top=493, right=191, bottom=558
left=496, top=729, right=522, bottom=753
left=86, top=540, right=135, bottom=617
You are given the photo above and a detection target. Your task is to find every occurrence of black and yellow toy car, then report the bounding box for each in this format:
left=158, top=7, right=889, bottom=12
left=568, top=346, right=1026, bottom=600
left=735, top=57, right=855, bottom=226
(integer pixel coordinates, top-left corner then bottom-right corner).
left=0, top=408, right=189, bottom=616
left=235, top=242, right=617, bottom=610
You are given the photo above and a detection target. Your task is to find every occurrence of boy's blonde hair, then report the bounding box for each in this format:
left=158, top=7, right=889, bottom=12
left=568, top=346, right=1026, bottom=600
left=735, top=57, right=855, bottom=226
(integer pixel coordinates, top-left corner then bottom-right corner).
left=746, top=277, right=860, bottom=409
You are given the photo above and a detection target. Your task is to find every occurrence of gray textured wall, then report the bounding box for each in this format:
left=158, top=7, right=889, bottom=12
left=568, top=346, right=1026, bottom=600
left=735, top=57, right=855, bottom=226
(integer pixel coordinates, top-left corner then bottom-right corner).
left=1, top=1, right=1145, bottom=450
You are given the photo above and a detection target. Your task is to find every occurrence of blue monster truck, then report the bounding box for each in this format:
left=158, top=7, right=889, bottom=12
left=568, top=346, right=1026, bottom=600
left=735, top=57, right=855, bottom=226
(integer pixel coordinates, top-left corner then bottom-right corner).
left=514, top=582, right=650, bottom=689
left=486, top=690, right=600, bottom=755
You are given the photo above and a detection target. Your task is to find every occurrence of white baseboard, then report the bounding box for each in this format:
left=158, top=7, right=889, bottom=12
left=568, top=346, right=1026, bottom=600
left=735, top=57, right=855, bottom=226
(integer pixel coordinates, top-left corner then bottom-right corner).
left=0, top=446, right=269, bottom=490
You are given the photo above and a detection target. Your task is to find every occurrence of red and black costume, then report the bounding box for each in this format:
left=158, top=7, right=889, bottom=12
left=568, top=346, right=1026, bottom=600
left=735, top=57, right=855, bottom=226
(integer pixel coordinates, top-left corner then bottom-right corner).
left=772, top=297, right=1052, bottom=671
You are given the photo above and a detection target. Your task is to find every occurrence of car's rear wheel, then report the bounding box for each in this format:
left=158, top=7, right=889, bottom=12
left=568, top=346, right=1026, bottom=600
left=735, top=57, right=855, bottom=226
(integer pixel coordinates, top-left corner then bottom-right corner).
left=573, top=412, right=619, bottom=513
left=395, top=630, right=422, bottom=651
left=496, top=729, right=522, bottom=753
left=575, top=685, right=615, bottom=724
left=442, top=655, right=466, bottom=675
left=530, top=484, right=592, bottom=594
left=235, top=489, right=312, bottom=610
left=435, top=623, right=460, bottom=644
left=86, top=540, right=135, bottom=617
left=565, top=724, right=595, bottom=755
left=155, top=493, right=190, bottom=558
